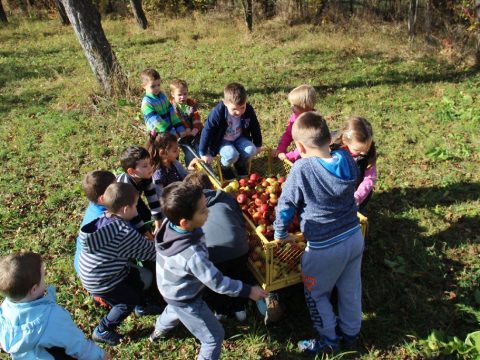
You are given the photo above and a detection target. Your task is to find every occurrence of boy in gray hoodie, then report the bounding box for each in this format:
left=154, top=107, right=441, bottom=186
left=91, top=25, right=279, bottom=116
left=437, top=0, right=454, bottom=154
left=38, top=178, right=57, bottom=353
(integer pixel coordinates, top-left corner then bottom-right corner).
left=152, top=182, right=268, bottom=360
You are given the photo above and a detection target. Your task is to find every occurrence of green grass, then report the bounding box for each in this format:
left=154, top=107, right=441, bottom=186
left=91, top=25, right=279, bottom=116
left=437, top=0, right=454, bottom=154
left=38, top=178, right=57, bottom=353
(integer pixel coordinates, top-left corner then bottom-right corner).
left=1, top=13, right=480, bottom=359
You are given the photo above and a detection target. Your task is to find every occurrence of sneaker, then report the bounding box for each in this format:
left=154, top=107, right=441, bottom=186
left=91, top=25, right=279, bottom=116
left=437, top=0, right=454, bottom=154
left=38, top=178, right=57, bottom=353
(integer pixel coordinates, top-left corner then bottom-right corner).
left=221, top=166, right=236, bottom=181
left=234, top=162, right=248, bottom=177
left=341, top=332, right=359, bottom=350
left=234, top=310, right=247, bottom=322
left=92, top=327, right=122, bottom=346
left=134, top=304, right=164, bottom=317
left=214, top=312, right=227, bottom=321
left=149, top=329, right=165, bottom=343
left=297, top=336, right=339, bottom=354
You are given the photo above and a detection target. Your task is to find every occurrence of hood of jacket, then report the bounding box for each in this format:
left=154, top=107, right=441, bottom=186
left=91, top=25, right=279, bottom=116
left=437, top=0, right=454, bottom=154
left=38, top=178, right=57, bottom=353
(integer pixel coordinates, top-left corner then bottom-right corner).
left=0, top=286, right=56, bottom=354
left=155, top=220, right=203, bottom=257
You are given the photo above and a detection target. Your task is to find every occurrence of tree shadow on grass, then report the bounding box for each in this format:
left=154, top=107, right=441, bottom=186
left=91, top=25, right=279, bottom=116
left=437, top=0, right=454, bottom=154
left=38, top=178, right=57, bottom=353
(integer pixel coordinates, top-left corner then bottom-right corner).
left=263, top=182, right=480, bottom=357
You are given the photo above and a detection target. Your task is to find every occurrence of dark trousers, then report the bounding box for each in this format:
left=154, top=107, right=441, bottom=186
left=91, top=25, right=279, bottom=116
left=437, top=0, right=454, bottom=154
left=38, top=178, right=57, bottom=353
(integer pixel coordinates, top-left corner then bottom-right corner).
left=94, top=267, right=146, bottom=332
left=204, top=254, right=249, bottom=315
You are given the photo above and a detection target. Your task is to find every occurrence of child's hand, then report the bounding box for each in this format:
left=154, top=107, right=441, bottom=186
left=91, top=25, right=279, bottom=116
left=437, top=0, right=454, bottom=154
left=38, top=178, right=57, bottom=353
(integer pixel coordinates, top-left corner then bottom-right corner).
left=185, top=128, right=192, bottom=135
left=191, top=128, right=199, bottom=137
left=154, top=220, right=162, bottom=235
left=248, top=285, right=269, bottom=301
left=144, top=231, right=154, bottom=241
left=255, top=146, right=263, bottom=155
left=187, top=158, right=200, bottom=171
left=277, top=153, right=287, bottom=161
left=274, top=234, right=296, bottom=243
left=179, top=131, right=187, bottom=138
left=271, top=149, right=280, bottom=157
left=201, top=155, right=213, bottom=164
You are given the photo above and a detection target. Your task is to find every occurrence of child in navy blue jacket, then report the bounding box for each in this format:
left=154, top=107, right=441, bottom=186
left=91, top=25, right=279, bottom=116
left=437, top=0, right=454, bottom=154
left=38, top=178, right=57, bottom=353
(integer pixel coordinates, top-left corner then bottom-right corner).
left=199, top=83, right=262, bottom=178
left=274, top=112, right=363, bottom=354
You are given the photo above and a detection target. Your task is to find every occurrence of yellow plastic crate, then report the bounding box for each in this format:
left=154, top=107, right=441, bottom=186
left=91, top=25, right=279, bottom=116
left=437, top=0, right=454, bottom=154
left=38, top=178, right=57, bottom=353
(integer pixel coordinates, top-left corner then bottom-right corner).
left=196, top=148, right=369, bottom=291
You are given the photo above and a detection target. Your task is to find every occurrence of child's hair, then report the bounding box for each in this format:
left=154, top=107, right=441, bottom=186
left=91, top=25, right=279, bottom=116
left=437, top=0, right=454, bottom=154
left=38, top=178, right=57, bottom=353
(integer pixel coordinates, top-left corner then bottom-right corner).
left=170, top=79, right=188, bottom=94
left=224, top=83, right=247, bottom=105
left=184, top=172, right=213, bottom=190
left=288, top=85, right=316, bottom=110
left=161, top=182, right=204, bottom=225
left=82, top=170, right=116, bottom=203
left=140, top=68, right=160, bottom=85
left=292, top=112, right=331, bottom=148
left=0, top=252, right=42, bottom=301
left=103, top=182, right=138, bottom=213
left=146, top=132, right=178, bottom=169
left=120, top=146, right=151, bottom=172
left=334, top=116, right=377, bottom=166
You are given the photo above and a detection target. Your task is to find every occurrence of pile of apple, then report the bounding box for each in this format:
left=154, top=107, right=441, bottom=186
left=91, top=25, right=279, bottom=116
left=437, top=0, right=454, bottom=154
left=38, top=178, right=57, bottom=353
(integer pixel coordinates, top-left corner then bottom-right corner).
left=223, top=172, right=300, bottom=240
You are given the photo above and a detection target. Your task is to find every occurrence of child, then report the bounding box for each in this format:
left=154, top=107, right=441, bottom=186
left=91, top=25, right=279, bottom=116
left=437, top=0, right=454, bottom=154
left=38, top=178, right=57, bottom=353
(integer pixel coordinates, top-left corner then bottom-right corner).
left=117, top=146, right=163, bottom=237
left=331, top=116, right=377, bottom=212
left=146, top=132, right=188, bottom=196
left=0, top=252, right=109, bottom=360
left=199, top=82, right=262, bottom=179
left=183, top=172, right=250, bottom=321
left=273, top=112, right=363, bottom=354
left=78, top=182, right=158, bottom=346
left=170, top=79, right=203, bottom=167
left=272, top=84, right=316, bottom=162
left=74, top=170, right=116, bottom=276
left=151, top=182, right=268, bottom=359
left=140, top=68, right=186, bottom=137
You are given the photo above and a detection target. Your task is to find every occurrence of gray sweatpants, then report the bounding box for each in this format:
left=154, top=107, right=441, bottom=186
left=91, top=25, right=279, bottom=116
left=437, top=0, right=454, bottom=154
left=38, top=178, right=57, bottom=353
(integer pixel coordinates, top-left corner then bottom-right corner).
left=154, top=298, right=225, bottom=360
left=302, top=228, right=364, bottom=339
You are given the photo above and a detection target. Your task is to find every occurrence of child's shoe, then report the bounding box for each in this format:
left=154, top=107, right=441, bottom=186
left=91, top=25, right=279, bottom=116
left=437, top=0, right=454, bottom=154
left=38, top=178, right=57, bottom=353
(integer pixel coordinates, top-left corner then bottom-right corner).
left=149, top=329, right=166, bottom=343
left=221, top=166, right=236, bottom=181
left=297, top=336, right=339, bottom=354
left=234, top=310, right=247, bottom=322
left=214, top=312, right=227, bottom=321
left=92, top=327, right=122, bottom=346
left=134, top=304, right=164, bottom=317
left=340, top=332, right=360, bottom=350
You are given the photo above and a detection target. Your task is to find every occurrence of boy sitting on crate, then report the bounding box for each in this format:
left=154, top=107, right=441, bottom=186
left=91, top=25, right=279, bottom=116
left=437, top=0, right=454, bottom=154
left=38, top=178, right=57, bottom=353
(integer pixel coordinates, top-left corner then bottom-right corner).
left=199, top=83, right=262, bottom=179
left=183, top=172, right=250, bottom=322
left=151, top=182, right=268, bottom=360
left=273, top=112, right=364, bottom=354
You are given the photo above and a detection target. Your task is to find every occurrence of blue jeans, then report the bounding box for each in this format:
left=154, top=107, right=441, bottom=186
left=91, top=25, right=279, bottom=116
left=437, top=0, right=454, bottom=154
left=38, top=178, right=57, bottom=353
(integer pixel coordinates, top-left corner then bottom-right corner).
left=302, top=229, right=364, bottom=339
left=218, top=136, right=256, bottom=167
left=154, top=298, right=225, bottom=360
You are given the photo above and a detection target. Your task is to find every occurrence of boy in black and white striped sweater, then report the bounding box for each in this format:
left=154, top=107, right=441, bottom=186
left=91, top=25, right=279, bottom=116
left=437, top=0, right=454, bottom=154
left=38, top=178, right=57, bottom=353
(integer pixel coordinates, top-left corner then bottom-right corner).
left=116, top=146, right=163, bottom=238
left=78, top=182, right=158, bottom=346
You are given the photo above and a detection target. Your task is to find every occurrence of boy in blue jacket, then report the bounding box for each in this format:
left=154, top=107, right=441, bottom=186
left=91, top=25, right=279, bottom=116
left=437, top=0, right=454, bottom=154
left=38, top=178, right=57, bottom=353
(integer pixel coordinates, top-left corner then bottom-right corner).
left=273, top=112, right=364, bottom=354
left=0, top=252, right=109, bottom=360
left=74, top=170, right=116, bottom=276
left=199, top=83, right=262, bottom=178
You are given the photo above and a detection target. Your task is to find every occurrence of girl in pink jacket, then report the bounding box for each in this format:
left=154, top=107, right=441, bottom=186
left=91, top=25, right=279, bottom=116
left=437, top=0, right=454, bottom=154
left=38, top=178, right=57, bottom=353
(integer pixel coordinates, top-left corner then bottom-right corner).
left=273, top=85, right=316, bottom=162
left=332, top=116, right=377, bottom=212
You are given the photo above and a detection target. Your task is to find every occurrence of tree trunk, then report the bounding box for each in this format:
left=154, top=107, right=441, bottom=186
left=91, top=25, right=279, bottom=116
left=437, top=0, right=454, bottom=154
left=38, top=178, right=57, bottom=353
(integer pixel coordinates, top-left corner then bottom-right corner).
left=424, top=0, right=431, bottom=41
left=60, top=0, right=127, bottom=96
left=54, top=0, right=69, bottom=25
left=241, top=0, right=253, bottom=31
left=407, top=0, right=418, bottom=40
left=476, top=0, right=480, bottom=67
left=129, top=0, right=148, bottom=29
left=315, top=0, right=327, bottom=23
left=0, top=1, right=7, bottom=23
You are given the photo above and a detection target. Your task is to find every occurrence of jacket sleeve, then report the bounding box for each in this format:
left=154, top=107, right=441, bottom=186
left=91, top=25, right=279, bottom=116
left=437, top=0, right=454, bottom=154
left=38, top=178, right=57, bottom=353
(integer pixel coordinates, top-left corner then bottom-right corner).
left=354, top=164, right=377, bottom=205
left=142, top=98, right=170, bottom=132
left=145, top=181, right=163, bottom=220
left=285, top=148, right=300, bottom=162
left=187, top=250, right=251, bottom=298
left=43, top=306, right=105, bottom=360
left=277, top=113, right=295, bottom=153
left=199, top=105, right=221, bottom=156
left=117, top=226, right=156, bottom=261
left=247, top=106, right=262, bottom=147
left=273, top=164, right=303, bottom=239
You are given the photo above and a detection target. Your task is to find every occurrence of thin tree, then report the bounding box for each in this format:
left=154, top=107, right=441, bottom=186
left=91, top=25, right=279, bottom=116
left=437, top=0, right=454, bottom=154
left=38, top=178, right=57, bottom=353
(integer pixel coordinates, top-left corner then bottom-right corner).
left=0, top=1, right=7, bottom=23
left=54, top=0, right=69, bottom=25
left=60, top=0, right=127, bottom=96
left=241, top=0, right=253, bottom=31
left=129, top=0, right=148, bottom=29
left=476, top=0, right=480, bottom=67
left=408, top=0, right=419, bottom=40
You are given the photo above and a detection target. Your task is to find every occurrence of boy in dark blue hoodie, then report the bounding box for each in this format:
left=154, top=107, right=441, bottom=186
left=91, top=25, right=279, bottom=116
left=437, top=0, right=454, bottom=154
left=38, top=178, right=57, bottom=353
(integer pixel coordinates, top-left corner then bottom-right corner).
left=152, top=182, right=268, bottom=360
left=0, top=252, right=108, bottom=360
left=273, top=112, right=363, bottom=354
left=199, top=83, right=262, bottom=178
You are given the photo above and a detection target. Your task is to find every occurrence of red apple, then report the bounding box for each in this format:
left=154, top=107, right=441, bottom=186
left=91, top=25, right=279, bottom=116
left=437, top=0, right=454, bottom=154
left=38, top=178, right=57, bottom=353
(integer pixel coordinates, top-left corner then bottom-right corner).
left=254, top=198, right=263, bottom=207
left=236, top=193, right=247, bottom=204
left=269, top=198, right=278, bottom=206
left=239, top=178, right=248, bottom=187
left=250, top=173, right=260, bottom=182
left=260, top=204, right=269, bottom=213
left=278, top=177, right=286, bottom=184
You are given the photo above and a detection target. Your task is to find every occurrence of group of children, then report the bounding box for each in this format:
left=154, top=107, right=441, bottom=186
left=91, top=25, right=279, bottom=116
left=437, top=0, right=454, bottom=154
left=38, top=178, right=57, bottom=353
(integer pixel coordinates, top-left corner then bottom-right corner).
left=0, top=69, right=378, bottom=359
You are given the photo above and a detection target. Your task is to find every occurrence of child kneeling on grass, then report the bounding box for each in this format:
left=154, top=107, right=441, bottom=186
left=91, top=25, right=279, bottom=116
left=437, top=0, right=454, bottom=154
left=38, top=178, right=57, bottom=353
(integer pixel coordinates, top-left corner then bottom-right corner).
left=78, top=183, right=160, bottom=346
left=151, top=182, right=268, bottom=360
left=273, top=112, right=364, bottom=354
left=0, top=252, right=109, bottom=360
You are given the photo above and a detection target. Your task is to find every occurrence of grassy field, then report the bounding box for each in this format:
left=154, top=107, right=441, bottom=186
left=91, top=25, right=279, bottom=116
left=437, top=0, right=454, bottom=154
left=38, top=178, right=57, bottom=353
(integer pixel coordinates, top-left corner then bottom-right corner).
left=1, top=12, right=480, bottom=359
